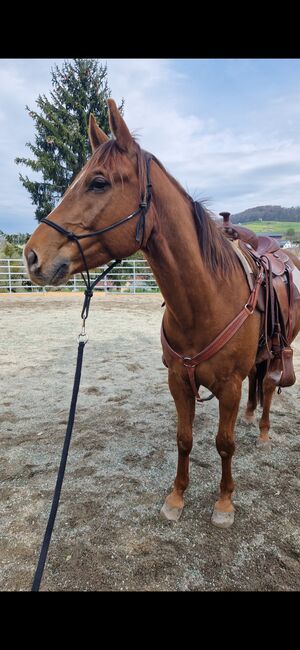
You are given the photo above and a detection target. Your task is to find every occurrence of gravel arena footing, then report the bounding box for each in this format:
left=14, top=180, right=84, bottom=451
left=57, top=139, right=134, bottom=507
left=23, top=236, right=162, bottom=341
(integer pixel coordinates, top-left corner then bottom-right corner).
left=1, top=293, right=299, bottom=591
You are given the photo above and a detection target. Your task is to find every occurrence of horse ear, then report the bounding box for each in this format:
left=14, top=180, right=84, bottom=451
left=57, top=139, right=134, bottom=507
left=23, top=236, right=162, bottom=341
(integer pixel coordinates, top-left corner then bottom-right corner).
left=107, top=99, right=133, bottom=152
left=88, top=113, right=109, bottom=152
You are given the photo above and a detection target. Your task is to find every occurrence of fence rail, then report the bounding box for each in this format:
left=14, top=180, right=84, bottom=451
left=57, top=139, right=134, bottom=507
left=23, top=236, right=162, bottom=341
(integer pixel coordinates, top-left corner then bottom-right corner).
left=0, top=259, right=159, bottom=294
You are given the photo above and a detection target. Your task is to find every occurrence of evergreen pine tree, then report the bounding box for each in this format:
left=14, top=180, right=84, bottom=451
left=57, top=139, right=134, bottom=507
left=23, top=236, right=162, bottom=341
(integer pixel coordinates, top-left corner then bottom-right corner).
left=15, top=59, right=124, bottom=221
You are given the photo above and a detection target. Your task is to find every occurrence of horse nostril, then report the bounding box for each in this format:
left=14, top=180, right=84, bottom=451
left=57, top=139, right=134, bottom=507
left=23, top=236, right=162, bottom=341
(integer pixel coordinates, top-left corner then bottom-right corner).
left=27, top=249, right=38, bottom=267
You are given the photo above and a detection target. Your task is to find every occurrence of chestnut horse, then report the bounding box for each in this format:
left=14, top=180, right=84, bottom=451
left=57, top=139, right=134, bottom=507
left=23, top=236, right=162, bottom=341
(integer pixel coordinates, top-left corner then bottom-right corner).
left=24, top=100, right=300, bottom=528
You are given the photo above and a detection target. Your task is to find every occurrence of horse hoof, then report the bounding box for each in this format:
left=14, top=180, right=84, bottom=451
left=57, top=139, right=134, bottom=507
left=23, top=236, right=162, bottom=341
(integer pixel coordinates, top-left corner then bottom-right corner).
left=160, top=501, right=183, bottom=522
left=211, top=509, right=234, bottom=528
left=256, top=439, right=272, bottom=450
left=243, top=413, right=256, bottom=426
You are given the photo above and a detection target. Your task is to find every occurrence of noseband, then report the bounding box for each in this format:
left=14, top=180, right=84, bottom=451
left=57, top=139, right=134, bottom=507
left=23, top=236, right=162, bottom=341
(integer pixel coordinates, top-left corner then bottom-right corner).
left=40, top=151, right=153, bottom=321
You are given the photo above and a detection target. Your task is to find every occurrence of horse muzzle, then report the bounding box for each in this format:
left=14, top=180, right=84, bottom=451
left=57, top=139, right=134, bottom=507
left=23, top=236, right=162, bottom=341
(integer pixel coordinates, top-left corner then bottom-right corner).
left=24, top=246, right=71, bottom=286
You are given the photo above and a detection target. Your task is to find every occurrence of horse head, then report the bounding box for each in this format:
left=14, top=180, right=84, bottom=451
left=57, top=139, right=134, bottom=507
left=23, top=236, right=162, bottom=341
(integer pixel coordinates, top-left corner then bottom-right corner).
left=24, top=100, right=153, bottom=286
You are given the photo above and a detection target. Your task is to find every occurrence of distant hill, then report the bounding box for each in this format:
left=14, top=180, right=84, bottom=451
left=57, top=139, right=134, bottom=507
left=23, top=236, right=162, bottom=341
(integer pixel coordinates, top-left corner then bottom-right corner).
left=231, top=205, right=300, bottom=223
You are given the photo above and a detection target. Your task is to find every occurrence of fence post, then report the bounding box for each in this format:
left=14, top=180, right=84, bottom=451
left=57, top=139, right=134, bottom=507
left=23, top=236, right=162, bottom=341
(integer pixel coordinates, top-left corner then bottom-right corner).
left=133, top=260, right=136, bottom=294
left=8, top=259, right=12, bottom=293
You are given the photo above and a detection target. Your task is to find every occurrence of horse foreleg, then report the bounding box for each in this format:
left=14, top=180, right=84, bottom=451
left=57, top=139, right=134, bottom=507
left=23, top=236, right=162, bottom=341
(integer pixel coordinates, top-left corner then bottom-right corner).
left=160, top=370, right=195, bottom=522
left=256, top=375, right=276, bottom=450
left=211, top=379, right=242, bottom=529
left=244, top=365, right=257, bottom=424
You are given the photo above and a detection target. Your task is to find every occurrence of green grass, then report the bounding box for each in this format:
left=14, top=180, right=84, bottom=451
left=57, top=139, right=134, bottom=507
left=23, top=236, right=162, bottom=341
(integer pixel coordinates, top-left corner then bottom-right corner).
left=238, top=221, right=300, bottom=234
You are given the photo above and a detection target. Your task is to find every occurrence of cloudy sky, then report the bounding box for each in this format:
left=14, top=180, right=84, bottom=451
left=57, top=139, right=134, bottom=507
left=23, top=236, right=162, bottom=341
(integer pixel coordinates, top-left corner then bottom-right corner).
left=1, top=58, right=300, bottom=233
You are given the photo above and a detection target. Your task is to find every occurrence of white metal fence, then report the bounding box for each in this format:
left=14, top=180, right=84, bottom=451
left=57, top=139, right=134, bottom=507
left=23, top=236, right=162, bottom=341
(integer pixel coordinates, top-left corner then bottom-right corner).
left=0, top=258, right=159, bottom=293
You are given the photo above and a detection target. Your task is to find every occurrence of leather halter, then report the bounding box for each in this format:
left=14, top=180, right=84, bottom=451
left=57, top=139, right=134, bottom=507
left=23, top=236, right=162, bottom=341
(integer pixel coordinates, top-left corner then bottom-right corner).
left=40, top=151, right=153, bottom=320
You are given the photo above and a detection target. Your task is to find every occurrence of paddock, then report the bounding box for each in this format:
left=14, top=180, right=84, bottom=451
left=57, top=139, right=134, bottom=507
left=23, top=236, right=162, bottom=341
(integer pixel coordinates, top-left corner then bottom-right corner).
left=0, top=293, right=299, bottom=591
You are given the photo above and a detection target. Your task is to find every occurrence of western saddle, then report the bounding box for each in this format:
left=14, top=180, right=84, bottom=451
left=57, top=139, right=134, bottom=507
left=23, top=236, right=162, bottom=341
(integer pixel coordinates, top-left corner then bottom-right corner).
left=218, top=212, right=299, bottom=388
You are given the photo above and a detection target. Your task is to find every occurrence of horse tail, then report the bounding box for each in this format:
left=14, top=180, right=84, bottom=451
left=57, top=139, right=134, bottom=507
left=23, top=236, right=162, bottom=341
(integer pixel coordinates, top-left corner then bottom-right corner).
left=256, top=360, right=268, bottom=408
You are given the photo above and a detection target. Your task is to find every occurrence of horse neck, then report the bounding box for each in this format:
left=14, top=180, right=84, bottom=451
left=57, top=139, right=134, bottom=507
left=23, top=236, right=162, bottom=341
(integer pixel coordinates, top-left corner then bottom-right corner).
left=143, top=163, right=221, bottom=333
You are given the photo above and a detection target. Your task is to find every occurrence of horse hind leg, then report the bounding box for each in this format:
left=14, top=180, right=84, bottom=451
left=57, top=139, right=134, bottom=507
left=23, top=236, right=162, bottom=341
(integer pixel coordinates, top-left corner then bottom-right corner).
left=160, top=371, right=195, bottom=522
left=256, top=373, right=276, bottom=450
left=244, top=362, right=275, bottom=449
left=244, top=365, right=258, bottom=424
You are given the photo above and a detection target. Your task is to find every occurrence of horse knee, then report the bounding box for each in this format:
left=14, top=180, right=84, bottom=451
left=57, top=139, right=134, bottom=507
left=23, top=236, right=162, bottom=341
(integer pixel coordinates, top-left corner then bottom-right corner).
left=177, top=432, right=193, bottom=456
left=216, top=434, right=235, bottom=458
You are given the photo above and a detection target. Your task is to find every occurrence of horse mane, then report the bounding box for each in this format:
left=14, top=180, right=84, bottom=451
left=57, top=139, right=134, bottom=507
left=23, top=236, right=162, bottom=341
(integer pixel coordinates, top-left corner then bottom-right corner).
left=192, top=200, right=239, bottom=278
left=150, top=154, right=239, bottom=279
left=75, top=137, right=238, bottom=279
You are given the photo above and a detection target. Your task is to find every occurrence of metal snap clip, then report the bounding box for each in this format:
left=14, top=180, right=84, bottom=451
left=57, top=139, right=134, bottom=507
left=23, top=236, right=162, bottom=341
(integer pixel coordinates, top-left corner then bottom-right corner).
left=78, top=317, right=88, bottom=344
left=78, top=332, right=88, bottom=344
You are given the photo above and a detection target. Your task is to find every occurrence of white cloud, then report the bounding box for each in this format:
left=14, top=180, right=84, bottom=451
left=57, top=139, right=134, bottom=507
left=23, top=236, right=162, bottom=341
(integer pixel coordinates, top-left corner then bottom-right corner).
left=1, top=58, right=300, bottom=232
left=106, top=59, right=300, bottom=215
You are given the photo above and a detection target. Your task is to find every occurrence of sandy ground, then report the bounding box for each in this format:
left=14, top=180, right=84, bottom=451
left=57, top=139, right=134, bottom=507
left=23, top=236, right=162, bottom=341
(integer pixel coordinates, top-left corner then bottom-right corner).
left=0, top=292, right=299, bottom=592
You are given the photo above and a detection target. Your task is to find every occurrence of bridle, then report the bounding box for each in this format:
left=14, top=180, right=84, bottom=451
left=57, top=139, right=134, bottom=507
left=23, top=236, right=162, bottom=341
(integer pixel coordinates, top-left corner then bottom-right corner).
left=40, top=150, right=153, bottom=324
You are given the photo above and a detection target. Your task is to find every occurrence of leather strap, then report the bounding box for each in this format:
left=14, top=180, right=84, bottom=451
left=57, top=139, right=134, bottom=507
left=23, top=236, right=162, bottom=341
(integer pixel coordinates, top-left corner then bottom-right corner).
left=287, top=267, right=294, bottom=344
left=161, top=271, right=263, bottom=401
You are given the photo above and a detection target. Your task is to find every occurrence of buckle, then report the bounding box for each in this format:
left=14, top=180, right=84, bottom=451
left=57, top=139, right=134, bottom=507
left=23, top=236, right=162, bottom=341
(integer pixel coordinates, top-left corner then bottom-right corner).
left=244, top=303, right=254, bottom=314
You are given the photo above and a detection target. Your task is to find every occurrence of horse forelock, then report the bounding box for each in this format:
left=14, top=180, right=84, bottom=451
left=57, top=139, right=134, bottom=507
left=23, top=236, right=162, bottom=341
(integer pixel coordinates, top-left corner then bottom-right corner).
left=66, top=138, right=147, bottom=198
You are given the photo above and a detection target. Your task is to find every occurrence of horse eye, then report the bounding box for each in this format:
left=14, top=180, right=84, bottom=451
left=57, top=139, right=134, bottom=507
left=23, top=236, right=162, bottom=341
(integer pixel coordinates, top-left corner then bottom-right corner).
left=89, top=178, right=109, bottom=192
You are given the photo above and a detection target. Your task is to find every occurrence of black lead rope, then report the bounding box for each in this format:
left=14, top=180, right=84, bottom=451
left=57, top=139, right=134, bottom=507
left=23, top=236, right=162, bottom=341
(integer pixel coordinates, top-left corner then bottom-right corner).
left=31, top=259, right=121, bottom=592
left=31, top=339, right=85, bottom=592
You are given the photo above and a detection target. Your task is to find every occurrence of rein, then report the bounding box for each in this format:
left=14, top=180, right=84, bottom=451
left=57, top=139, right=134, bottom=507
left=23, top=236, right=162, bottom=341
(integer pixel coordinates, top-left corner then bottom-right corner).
left=31, top=152, right=152, bottom=591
